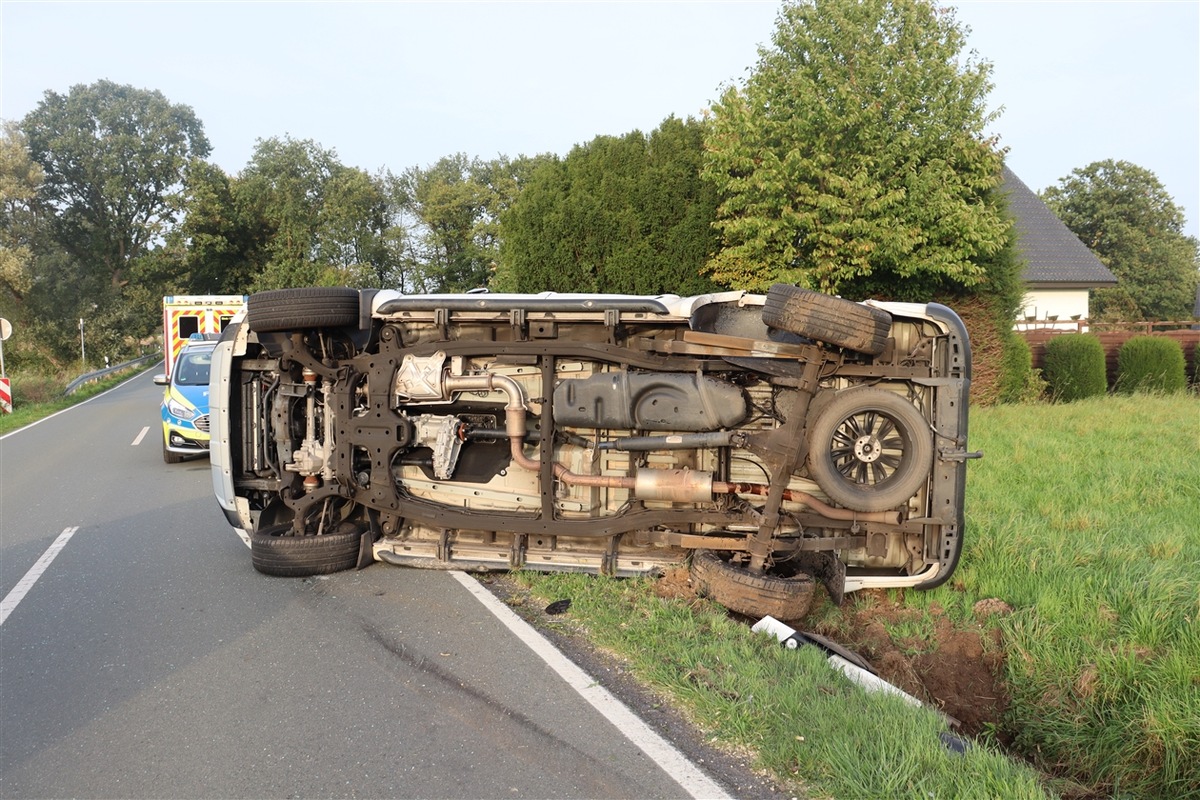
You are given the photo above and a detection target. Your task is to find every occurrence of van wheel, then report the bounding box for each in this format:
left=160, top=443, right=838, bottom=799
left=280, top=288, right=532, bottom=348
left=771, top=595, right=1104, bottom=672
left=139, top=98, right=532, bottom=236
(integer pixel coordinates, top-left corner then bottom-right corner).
left=690, top=550, right=816, bottom=620
left=806, top=387, right=933, bottom=512
left=247, top=288, right=360, bottom=332
left=762, top=283, right=891, bottom=356
left=250, top=524, right=362, bottom=577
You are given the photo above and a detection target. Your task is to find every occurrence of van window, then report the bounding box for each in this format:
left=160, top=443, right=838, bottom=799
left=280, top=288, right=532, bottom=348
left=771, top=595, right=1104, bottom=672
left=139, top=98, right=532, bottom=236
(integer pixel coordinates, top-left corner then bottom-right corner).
left=178, top=316, right=199, bottom=339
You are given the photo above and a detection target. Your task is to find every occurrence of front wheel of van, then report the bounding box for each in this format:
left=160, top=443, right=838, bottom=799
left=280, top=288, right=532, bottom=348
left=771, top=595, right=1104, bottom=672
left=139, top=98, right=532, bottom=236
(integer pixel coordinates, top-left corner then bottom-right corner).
left=250, top=524, right=363, bottom=577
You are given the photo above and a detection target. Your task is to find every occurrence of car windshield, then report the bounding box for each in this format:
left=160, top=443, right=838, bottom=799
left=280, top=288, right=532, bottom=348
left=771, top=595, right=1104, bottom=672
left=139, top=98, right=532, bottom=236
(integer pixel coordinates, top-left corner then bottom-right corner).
left=174, top=351, right=212, bottom=386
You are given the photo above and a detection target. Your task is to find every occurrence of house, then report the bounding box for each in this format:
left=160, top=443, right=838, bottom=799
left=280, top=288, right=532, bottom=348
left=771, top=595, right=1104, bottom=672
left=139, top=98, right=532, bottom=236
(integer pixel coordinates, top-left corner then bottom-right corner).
left=1001, top=166, right=1117, bottom=330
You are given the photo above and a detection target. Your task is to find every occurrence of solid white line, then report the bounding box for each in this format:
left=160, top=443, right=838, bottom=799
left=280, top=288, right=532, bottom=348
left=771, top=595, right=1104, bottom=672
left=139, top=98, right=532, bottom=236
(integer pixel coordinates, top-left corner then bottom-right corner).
left=0, top=527, right=80, bottom=627
left=450, top=571, right=731, bottom=800
left=132, top=426, right=150, bottom=446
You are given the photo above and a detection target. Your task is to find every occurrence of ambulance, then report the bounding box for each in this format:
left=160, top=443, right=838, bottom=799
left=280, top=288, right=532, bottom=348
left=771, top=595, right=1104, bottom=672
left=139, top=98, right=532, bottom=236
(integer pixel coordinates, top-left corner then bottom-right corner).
left=160, top=295, right=246, bottom=378
left=154, top=295, right=246, bottom=463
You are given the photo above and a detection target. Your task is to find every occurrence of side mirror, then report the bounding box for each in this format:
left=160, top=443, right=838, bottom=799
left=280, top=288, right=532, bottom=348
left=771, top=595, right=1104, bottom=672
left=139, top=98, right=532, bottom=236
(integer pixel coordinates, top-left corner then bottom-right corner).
left=153, top=374, right=168, bottom=386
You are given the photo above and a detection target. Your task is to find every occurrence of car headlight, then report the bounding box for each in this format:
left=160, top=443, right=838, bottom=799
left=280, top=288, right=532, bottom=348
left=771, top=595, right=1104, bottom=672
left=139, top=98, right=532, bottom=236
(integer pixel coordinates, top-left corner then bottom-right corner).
left=167, top=397, right=196, bottom=420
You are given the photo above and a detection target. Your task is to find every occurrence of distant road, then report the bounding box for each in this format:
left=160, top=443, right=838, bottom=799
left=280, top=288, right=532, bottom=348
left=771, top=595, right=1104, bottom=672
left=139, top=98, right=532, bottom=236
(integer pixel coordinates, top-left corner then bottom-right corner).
left=0, top=371, right=730, bottom=799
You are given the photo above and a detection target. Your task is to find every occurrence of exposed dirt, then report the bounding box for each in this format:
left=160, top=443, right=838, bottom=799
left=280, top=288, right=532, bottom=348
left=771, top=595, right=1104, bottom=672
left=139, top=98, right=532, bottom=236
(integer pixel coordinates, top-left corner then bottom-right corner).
left=653, top=566, right=1013, bottom=740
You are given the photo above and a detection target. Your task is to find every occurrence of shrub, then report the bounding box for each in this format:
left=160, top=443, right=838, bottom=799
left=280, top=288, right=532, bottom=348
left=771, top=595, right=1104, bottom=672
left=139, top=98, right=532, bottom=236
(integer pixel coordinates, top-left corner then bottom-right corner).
left=996, top=333, right=1045, bottom=403
left=1042, top=334, right=1107, bottom=401
left=8, top=371, right=68, bottom=405
left=1116, top=335, right=1187, bottom=394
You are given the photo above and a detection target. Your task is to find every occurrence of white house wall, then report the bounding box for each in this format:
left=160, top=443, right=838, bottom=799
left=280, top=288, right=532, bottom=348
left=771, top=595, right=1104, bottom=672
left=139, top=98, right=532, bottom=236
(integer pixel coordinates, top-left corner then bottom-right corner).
left=1016, top=289, right=1090, bottom=331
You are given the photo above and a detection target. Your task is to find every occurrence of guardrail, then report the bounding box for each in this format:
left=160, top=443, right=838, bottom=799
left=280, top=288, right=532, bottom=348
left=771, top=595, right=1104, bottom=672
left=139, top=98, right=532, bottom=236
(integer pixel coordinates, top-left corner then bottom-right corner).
left=64, top=354, right=164, bottom=396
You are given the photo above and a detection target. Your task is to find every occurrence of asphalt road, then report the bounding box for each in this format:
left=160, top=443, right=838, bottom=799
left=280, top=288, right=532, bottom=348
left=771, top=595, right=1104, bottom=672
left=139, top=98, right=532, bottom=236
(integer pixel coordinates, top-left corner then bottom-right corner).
left=0, top=371, right=736, bottom=799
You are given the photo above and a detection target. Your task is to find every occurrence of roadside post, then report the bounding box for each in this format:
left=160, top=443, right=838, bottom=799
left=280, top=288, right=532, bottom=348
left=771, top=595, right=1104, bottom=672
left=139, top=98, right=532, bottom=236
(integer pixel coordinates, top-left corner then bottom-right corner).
left=0, top=317, right=12, bottom=413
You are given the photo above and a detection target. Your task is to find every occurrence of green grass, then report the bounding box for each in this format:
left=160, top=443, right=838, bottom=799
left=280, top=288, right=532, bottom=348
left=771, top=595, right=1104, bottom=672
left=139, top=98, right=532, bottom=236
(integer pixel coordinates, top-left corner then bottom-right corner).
left=6, top=366, right=1195, bottom=796
left=510, top=570, right=1048, bottom=799
left=515, top=393, right=1199, bottom=799
left=0, top=366, right=148, bottom=435
left=962, top=394, right=1200, bottom=798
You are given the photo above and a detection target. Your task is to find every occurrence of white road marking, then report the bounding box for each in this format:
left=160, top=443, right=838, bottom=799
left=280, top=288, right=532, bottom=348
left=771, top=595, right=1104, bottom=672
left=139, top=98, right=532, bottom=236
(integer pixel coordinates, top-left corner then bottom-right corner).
left=0, top=527, right=80, bottom=627
left=451, top=570, right=732, bottom=800
left=132, top=426, right=150, bottom=446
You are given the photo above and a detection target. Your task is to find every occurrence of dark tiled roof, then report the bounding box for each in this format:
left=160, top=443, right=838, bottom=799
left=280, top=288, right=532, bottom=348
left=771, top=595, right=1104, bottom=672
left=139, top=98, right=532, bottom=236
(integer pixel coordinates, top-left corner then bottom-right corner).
left=1002, top=165, right=1118, bottom=288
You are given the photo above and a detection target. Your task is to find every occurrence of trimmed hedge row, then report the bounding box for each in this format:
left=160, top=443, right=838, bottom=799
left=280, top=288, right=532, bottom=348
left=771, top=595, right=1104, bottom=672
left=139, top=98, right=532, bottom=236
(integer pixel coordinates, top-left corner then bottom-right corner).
left=1041, top=333, right=1189, bottom=401
left=1115, top=335, right=1188, bottom=394
left=1043, top=334, right=1107, bottom=402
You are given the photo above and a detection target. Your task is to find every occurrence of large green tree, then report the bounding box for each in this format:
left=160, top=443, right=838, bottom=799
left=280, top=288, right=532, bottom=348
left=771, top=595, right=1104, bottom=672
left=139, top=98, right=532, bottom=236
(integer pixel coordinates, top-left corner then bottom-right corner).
left=1040, top=160, right=1199, bottom=321
left=498, top=117, right=720, bottom=295
left=702, top=0, right=1009, bottom=296
left=392, top=154, right=542, bottom=292
left=20, top=80, right=211, bottom=292
left=0, top=121, right=44, bottom=304
left=237, top=136, right=400, bottom=290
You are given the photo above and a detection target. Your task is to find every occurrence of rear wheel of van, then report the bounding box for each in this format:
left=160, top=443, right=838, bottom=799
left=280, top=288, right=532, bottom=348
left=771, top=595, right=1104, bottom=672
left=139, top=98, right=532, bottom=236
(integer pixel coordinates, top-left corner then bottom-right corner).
left=690, top=550, right=816, bottom=620
left=250, top=524, right=362, bottom=577
left=247, top=288, right=360, bottom=332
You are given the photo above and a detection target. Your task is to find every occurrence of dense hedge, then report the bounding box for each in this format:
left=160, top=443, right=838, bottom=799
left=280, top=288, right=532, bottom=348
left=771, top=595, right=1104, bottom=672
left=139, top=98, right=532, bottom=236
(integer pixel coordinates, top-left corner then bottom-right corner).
left=995, top=333, right=1043, bottom=403
left=1116, top=335, right=1187, bottom=394
left=1042, top=334, right=1107, bottom=402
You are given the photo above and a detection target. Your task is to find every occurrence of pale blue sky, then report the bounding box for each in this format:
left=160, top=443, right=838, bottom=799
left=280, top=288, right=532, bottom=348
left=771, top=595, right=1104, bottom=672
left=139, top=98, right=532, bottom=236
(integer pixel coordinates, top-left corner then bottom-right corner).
left=2, top=1, right=1197, bottom=237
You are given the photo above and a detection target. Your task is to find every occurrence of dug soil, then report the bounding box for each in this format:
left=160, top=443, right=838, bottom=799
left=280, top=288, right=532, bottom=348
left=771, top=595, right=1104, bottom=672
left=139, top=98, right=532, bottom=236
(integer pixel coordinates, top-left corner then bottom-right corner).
left=653, top=566, right=1013, bottom=741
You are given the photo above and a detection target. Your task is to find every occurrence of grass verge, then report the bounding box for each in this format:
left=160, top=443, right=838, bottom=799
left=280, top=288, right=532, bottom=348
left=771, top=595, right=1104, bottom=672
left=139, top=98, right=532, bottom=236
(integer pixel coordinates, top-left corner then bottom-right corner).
left=513, top=393, right=1198, bottom=799
left=0, top=367, right=148, bottom=436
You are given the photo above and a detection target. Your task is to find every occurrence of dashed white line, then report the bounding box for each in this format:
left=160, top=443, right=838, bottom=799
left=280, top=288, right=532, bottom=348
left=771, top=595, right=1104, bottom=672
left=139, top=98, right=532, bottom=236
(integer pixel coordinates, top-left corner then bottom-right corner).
left=132, top=426, right=150, bottom=446
left=0, top=527, right=80, bottom=627
left=451, top=570, right=732, bottom=800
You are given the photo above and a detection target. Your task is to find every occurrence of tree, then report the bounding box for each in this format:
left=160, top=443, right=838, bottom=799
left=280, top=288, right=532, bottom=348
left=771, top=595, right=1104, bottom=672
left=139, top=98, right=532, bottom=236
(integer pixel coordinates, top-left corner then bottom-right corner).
left=498, top=117, right=720, bottom=295
left=701, top=0, right=1009, bottom=295
left=1040, top=160, right=1199, bottom=321
left=0, top=120, right=44, bottom=303
left=392, top=154, right=537, bottom=292
left=236, top=136, right=401, bottom=290
left=238, top=137, right=340, bottom=289
left=20, top=80, right=211, bottom=291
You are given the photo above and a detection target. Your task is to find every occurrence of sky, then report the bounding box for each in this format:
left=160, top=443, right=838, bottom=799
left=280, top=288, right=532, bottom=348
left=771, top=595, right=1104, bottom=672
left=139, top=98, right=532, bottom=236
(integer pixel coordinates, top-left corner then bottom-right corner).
left=1, top=0, right=1197, bottom=239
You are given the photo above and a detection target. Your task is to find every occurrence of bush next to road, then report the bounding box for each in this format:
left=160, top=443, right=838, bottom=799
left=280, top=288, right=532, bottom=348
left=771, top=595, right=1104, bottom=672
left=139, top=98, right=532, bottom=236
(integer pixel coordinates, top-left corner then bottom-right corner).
left=1116, top=335, right=1187, bottom=394
left=1042, top=334, right=1107, bottom=401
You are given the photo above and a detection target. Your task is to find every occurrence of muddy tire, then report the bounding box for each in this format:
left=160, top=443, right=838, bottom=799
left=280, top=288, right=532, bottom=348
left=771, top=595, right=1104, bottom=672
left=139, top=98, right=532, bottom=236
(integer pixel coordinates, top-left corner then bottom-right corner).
left=247, top=288, right=361, bottom=333
left=690, top=550, right=816, bottom=619
left=806, top=387, right=933, bottom=512
left=762, top=283, right=891, bottom=356
left=250, top=524, right=362, bottom=577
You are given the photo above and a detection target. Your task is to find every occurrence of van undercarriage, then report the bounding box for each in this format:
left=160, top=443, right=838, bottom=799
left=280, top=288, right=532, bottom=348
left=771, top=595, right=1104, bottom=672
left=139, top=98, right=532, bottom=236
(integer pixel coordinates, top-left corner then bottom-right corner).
left=211, top=285, right=975, bottom=618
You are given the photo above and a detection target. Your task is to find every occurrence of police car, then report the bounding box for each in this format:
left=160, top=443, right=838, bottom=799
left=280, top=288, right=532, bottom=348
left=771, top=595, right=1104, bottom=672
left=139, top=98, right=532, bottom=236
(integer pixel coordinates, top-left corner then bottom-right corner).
left=154, top=333, right=220, bottom=463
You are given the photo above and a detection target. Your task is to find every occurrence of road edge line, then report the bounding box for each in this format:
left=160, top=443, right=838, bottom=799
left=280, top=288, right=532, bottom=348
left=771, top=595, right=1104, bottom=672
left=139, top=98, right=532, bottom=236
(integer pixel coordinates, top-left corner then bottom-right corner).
left=450, top=570, right=731, bottom=800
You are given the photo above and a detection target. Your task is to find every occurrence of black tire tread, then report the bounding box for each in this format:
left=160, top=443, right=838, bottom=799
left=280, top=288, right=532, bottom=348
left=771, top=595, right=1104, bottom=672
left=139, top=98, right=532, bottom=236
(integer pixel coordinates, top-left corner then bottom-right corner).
left=162, top=439, right=185, bottom=464
left=690, top=550, right=816, bottom=619
left=250, top=526, right=362, bottom=577
left=247, top=288, right=360, bottom=333
left=762, top=283, right=891, bottom=356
